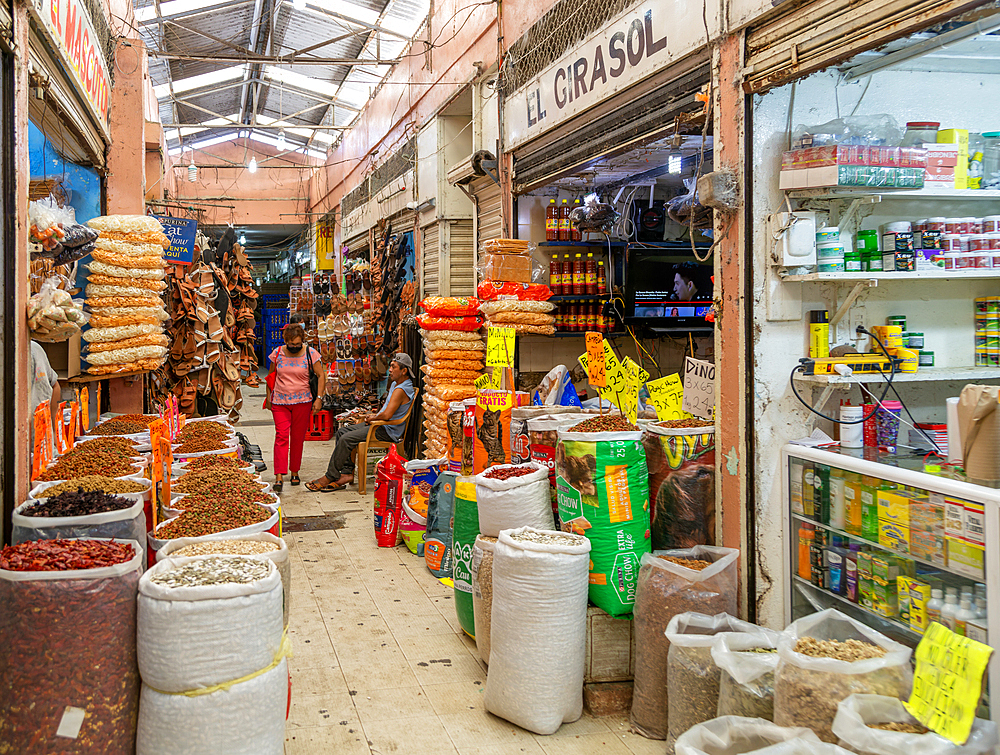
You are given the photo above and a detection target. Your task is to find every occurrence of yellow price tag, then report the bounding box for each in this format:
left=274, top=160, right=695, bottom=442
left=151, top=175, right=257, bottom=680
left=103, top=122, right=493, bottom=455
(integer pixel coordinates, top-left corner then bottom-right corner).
left=645, top=373, right=690, bottom=421
left=486, top=325, right=516, bottom=367
left=585, top=332, right=606, bottom=387
left=904, top=622, right=994, bottom=744
left=622, top=360, right=640, bottom=425
left=621, top=356, right=649, bottom=386
left=474, top=374, right=492, bottom=391
left=579, top=351, right=627, bottom=412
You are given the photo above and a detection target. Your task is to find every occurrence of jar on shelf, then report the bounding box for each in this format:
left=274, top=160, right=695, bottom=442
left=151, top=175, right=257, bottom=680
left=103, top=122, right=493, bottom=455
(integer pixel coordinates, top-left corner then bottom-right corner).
left=900, top=121, right=940, bottom=147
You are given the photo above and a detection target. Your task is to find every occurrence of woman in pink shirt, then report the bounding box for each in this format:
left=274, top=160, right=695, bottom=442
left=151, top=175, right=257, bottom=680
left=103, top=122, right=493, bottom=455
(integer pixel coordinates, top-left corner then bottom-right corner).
left=265, top=323, right=325, bottom=491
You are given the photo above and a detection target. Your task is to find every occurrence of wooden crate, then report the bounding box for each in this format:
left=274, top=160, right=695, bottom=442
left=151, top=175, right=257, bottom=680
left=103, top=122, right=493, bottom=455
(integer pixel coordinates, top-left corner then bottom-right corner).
left=584, top=606, right=636, bottom=683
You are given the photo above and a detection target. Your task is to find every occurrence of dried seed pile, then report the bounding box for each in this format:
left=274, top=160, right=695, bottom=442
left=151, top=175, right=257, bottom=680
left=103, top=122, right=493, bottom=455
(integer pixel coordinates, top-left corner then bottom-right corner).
left=484, top=466, right=537, bottom=480
left=0, top=539, right=135, bottom=570
left=175, top=421, right=231, bottom=443
left=173, top=469, right=264, bottom=494
left=174, top=437, right=231, bottom=453
left=869, top=722, right=928, bottom=733
left=172, top=540, right=278, bottom=557
left=150, top=556, right=269, bottom=587
left=38, top=476, right=147, bottom=496
left=171, top=488, right=275, bottom=511
left=509, top=530, right=581, bottom=546
left=654, top=418, right=715, bottom=429
left=22, top=490, right=135, bottom=517
left=156, top=501, right=272, bottom=539
left=569, top=416, right=638, bottom=433
left=181, top=454, right=246, bottom=472
left=89, top=415, right=156, bottom=435
left=35, top=452, right=138, bottom=481
left=793, top=637, right=887, bottom=662
left=75, top=437, right=139, bottom=453
left=659, top=555, right=712, bottom=571
left=668, top=644, right=723, bottom=746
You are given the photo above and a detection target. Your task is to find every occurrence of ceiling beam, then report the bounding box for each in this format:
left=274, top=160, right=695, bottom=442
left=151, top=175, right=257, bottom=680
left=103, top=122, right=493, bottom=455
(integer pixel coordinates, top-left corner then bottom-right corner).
left=301, top=6, right=409, bottom=41
left=166, top=19, right=257, bottom=57
left=162, top=123, right=348, bottom=129
left=159, top=77, right=362, bottom=114
left=238, top=0, right=267, bottom=124
left=146, top=52, right=400, bottom=64
left=139, top=0, right=254, bottom=24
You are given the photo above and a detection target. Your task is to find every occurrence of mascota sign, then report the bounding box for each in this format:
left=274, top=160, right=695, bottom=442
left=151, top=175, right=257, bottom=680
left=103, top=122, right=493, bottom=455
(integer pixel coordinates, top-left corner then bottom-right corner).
left=40, top=0, right=112, bottom=130
left=154, top=216, right=197, bottom=266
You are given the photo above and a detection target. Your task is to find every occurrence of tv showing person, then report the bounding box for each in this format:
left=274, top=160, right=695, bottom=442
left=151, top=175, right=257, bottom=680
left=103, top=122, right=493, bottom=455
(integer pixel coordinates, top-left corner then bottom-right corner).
left=673, top=261, right=712, bottom=301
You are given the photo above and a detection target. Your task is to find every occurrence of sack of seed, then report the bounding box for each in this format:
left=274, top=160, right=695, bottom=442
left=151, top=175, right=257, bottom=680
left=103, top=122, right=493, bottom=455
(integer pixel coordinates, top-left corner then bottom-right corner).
left=712, top=624, right=784, bottom=721
left=471, top=535, right=497, bottom=665
left=484, top=527, right=591, bottom=735
left=630, top=546, right=739, bottom=740
left=832, top=694, right=999, bottom=755
left=137, top=555, right=283, bottom=693
left=774, top=609, right=913, bottom=743
left=665, top=612, right=768, bottom=749
left=674, top=715, right=823, bottom=755
left=474, top=462, right=553, bottom=537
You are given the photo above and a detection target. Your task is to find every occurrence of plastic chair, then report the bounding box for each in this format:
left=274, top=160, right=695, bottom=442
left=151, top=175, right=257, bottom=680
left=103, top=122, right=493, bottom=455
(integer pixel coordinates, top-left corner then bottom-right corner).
left=356, top=387, right=419, bottom=495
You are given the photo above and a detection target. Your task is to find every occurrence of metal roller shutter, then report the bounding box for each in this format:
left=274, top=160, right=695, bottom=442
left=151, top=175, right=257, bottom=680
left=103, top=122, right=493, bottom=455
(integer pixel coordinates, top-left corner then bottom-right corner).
left=473, top=178, right=503, bottom=247
left=448, top=219, right=476, bottom=297
left=742, top=0, right=989, bottom=94
left=421, top=221, right=440, bottom=298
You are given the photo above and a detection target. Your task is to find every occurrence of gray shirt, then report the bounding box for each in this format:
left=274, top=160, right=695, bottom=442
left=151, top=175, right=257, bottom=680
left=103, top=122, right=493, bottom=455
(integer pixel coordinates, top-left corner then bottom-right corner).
left=381, top=378, right=415, bottom=441
left=30, top=341, right=58, bottom=414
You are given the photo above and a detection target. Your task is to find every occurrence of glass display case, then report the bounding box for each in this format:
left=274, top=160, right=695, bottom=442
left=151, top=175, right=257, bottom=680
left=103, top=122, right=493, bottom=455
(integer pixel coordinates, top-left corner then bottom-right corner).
left=781, top=444, right=999, bottom=719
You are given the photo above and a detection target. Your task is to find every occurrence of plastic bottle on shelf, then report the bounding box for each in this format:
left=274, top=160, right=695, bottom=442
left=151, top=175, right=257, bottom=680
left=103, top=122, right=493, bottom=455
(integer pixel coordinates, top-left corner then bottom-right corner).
left=829, top=468, right=846, bottom=530
left=549, top=254, right=560, bottom=294
left=560, top=254, right=573, bottom=295
left=565, top=304, right=577, bottom=333
left=955, top=597, right=977, bottom=637
left=553, top=304, right=563, bottom=332
left=975, top=596, right=988, bottom=620
left=798, top=524, right=814, bottom=580
left=546, top=199, right=558, bottom=241
left=941, top=588, right=960, bottom=630
left=572, top=253, right=585, bottom=294
left=585, top=253, right=597, bottom=295
left=572, top=199, right=583, bottom=241
left=597, top=258, right=607, bottom=293
left=925, top=588, right=944, bottom=625
left=595, top=303, right=605, bottom=334
left=558, top=199, right=571, bottom=241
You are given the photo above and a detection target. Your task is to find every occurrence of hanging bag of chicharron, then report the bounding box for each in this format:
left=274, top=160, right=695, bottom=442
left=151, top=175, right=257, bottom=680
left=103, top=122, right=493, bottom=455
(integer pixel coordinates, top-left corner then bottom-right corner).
left=555, top=417, right=651, bottom=616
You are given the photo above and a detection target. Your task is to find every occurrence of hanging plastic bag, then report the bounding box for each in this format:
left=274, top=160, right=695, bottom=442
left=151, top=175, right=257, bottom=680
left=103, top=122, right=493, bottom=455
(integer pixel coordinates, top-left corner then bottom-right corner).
left=774, top=608, right=913, bottom=743
left=832, top=694, right=999, bottom=755
left=474, top=462, right=553, bottom=536
left=417, top=313, right=484, bottom=331
left=419, top=297, right=482, bottom=317
left=712, top=624, right=784, bottom=721
left=483, top=527, right=591, bottom=735
left=630, top=545, right=739, bottom=740
left=674, top=715, right=823, bottom=755
left=27, top=277, right=89, bottom=342
left=425, top=471, right=458, bottom=578
left=374, top=444, right=407, bottom=547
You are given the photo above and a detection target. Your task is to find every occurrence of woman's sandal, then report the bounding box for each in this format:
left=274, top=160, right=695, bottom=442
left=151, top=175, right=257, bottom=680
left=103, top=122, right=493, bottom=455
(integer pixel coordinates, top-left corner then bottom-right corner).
left=290, top=473, right=301, bottom=486
left=274, top=480, right=284, bottom=493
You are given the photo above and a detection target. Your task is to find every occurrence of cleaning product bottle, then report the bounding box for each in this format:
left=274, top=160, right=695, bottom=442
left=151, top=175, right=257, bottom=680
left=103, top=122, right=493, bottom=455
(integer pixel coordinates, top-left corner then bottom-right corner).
left=830, top=468, right=846, bottom=530
left=954, top=597, right=977, bottom=636
left=925, top=588, right=944, bottom=626
left=809, top=310, right=830, bottom=358
left=798, top=523, right=814, bottom=580
left=941, top=588, right=959, bottom=630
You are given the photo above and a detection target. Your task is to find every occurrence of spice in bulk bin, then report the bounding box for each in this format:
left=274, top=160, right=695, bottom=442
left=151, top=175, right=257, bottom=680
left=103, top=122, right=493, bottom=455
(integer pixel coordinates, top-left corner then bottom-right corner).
left=181, top=455, right=246, bottom=472
left=483, top=466, right=539, bottom=481
left=172, top=540, right=279, bottom=557
left=569, top=415, right=638, bottom=433
left=36, top=475, right=147, bottom=496
left=149, top=556, right=269, bottom=587
left=0, top=538, right=136, bottom=570
left=89, top=419, right=150, bottom=435
left=174, top=437, right=231, bottom=454
left=35, top=454, right=138, bottom=481
left=659, top=555, right=711, bottom=570
left=156, top=500, right=272, bottom=539
left=173, top=469, right=266, bottom=494
left=22, top=490, right=135, bottom=517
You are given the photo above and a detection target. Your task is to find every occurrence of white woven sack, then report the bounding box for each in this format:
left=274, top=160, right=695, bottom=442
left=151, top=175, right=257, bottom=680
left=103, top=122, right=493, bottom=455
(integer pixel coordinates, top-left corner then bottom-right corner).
left=157, top=532, right=291, bottom=628
left=137, top=555, right=282, bottom=692
left=484, top=526, right=591, bottom=735
left=473, top=462, right=553, bottom=537
left=471, top=535, right=496, bottom=665
left=674, top=715, right=823, bottom=755
left=136, top=657, right=287, bottom=755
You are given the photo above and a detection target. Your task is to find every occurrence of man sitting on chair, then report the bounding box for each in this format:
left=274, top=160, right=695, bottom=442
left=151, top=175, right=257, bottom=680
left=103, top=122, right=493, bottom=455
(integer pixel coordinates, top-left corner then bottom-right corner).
left=307, top=353, right=415, bottom=492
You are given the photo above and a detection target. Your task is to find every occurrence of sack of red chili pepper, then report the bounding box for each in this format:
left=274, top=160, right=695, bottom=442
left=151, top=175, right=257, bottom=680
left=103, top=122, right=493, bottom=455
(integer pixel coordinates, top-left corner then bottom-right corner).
left=473, top=462, right=554, bottom=537
left=12, top=492, right=148, bottom=566
left=0, top=538, right=142, bottom=752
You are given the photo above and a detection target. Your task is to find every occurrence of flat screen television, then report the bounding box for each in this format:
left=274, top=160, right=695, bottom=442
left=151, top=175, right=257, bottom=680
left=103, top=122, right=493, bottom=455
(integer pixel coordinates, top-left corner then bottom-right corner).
left=624, top=245, right=713, bottom=331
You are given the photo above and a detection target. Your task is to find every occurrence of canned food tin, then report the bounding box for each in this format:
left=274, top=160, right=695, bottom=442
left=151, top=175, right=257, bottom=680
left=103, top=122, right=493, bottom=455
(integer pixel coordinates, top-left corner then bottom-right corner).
left=886, top=315, right=907, bottom=329
left=904, top=332, right=925, bottom=349
left=976, top=348, right=989, bottom=367
left=976, top=333, right=988, bottom=349
left=984, top=216, right=1000, bottom=233
left=975, top=297, right=991, bottom=314
left=918, top=350, right=934, bottom=367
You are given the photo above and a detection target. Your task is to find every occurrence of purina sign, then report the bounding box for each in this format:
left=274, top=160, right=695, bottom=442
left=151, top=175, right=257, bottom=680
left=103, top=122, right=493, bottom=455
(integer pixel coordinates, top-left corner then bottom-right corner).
left=503, top=0, right=703, bottom=149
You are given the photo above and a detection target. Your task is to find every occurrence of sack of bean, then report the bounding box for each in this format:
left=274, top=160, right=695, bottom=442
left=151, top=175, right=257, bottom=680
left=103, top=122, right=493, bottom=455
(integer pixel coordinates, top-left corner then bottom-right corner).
left=0, top=539, right=142, bottom=752
left=665, top=612, right=766, bottom=749
left=453, top=476, right=480, bottom=638
left=774, top=609, right=913, bottom=743
left=471, top=535, right=497, bottom=664
left=474, top=462, right=553, bottom=537
left=555, top=420, right=651, bottom=616
left=157, top=533, right=291, bottom=629
left=630, top=546, right=739, bottom=740
left=832, top=694, right=999, bottom=755
left=425, top=471, right=458, bottom=578
left=712, top=624, right=783, bottom=721
left=674, top=715, right=824, bottom=755
left=13, top=491, right=148, bottom=567
left=483, top=527, right=591, bottom=735
left=643, top=421, right=716, bottom=549
left=137, top=555, right=283, bottom=693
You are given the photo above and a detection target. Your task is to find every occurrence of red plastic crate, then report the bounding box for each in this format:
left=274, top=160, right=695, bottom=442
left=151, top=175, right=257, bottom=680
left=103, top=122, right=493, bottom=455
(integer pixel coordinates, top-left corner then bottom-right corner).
left=305, top=410, right=334, bottom=441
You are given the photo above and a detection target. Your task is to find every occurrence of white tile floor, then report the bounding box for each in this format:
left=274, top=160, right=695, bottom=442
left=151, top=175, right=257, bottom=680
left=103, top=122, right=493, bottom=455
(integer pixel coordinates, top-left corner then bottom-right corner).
left=237, top=383, right=662, bottom=754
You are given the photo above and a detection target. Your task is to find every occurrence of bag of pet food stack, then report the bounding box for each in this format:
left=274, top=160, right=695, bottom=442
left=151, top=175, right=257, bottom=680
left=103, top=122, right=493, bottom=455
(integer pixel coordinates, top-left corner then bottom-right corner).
left=555, top=416, right=651, bottom=616
left=425, top=471, right=458, bottom=578
left=474, top=390, right=512, bottom=473
left=452, top=476, right=480, bottom=637
left=373, top=445, right=406, bottom=547
left=643, top=421, right=716, bottom=549
left=484, top=527, right=591, bottom=735
left=474, top=462, right=553, bottom=536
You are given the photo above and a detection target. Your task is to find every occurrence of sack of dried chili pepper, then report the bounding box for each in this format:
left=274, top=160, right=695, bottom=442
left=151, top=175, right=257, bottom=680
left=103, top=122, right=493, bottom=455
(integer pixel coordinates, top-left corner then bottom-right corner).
left=0, top=539, right=142, bottom=752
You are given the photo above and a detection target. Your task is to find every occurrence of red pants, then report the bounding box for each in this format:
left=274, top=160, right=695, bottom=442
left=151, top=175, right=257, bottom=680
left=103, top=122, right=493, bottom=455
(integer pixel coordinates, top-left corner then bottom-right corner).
left=271, top=401, right=312, bottom=475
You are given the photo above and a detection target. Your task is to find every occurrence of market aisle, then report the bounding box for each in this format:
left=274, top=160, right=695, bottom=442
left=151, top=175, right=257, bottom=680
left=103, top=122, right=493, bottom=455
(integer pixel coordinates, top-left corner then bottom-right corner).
left=233, top=385, right=662, bottom=754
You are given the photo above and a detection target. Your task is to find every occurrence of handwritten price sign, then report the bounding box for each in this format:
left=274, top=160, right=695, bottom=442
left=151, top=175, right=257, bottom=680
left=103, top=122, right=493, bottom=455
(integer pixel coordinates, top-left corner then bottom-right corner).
left=622, top=359, right=640, bottom=425
left=682, top=357, right=715, bottom=420
left=645, top=373, right=688, bottom=421
left=486, top=326, right=516, bottom=367
left=585, top=332, right=606, bottom=387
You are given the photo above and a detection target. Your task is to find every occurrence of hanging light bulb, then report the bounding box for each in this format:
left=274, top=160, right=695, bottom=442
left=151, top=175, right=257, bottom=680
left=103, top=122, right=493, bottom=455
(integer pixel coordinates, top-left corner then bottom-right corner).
left=187, top=164, right=198, bottom=182
left=248, top=156, right=257, bottom=173
left=239, top=233, right=247, bottom=246
left=277, top=129, right=286, bottom=149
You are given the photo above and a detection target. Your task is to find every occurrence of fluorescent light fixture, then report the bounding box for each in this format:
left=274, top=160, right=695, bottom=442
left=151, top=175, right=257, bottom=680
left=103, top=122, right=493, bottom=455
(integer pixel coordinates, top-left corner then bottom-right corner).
left=248, top=157, right=258, bottom=173
left=153, top=65, right=246, bottom=99
left=276, top=129, right=286, bottom=148
left=668, top=154, right=682, bottom=174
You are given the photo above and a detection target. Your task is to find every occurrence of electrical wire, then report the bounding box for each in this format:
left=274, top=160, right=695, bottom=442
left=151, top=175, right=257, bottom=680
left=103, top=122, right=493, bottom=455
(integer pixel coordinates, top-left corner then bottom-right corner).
left=862, top=376, right=943, bottom=454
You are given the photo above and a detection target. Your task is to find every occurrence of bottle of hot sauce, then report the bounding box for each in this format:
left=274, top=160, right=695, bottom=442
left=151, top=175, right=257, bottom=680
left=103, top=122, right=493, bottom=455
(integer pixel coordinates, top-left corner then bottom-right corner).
left=549, top=254, right=560, bottom=294
left=558, top=199, right=571, bottom=241
left=572, top=199, right=583, bottom=241
left=560, top=254, right=573, bottom=296
left=597, top=259, right=607, bottom=293
left=546, top=199, right=558, bottom=242
left=572, top=253, right=585, bottom=295
left=585, top=253, right=597, bottom=295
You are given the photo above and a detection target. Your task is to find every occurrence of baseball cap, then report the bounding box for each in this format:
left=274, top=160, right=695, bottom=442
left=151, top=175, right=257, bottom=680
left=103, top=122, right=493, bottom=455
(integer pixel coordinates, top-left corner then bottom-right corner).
left=391, top=353, right=413, bottom=370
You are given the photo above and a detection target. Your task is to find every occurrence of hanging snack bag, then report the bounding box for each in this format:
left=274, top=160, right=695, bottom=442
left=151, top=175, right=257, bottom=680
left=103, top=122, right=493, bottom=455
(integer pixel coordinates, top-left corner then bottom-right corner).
left=555, top=419, right=651, bottom=616
left=419, top=296, right=482, bottom=317
left=474, top=390, right=513, bottom=473
left=452, top=476, right=480, bottom=638
left=373, top=445, right=406, bottom=547
left=643, top=421, right=716, bottom=549
left=424, top=471, right=458, bottom=578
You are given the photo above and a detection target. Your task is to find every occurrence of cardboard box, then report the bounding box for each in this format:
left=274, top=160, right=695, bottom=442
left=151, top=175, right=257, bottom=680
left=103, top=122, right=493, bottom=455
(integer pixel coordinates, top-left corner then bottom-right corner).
left=937, top=129, right=969, bottom=188
left=482, top=252, right=532, bottom=283
left=858, top=552, right=874, bottom=610
left=878, top=490, right=909, bottom=526
left=925, top=143, right=959, bottom=167
left=910, top=529, right=946, bottom=567
left=909, top=496, right=944, bottom=533
left=947, top=537, right=985, bottom=579
left=879, top=520, right=909, bottom=554
left=872, top=554, right=900, bottom=583
left=872, top=577, right=897, bottom=618
left=779, top=169, right=810, bottom=190
left=40, top=335, right=82, bottom=379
